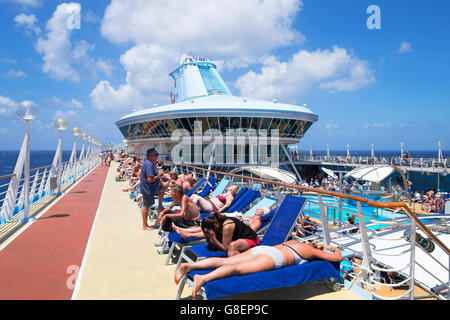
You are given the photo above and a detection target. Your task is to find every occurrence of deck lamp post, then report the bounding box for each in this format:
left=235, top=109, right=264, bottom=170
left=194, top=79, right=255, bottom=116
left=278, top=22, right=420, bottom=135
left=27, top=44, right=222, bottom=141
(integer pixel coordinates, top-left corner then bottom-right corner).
left=400, top=142, right=404, bottom=158
left=54, top=118, right=68, bottom=195
left=16, top=100, right=39, bottom=222
left=80, top=133, right=88, bottom=173
left=371, top=144, right=375, bottom=158
left=71, top=126, right=81, bottom=182
left=437, top=141, right=443, bottom=192
left=438, top=141, right=443, bottom=164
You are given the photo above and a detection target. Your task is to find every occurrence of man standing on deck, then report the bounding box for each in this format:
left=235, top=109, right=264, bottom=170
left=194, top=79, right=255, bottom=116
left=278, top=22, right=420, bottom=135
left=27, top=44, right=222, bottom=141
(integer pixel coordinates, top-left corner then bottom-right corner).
left=140, top=148, right=164, bottom=230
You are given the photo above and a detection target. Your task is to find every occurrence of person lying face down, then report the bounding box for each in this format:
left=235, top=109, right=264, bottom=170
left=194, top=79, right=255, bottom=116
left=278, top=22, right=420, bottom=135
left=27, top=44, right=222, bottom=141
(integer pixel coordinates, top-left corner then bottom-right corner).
left=171, top=206, right=271, bottom=240
left=190, top=185, right=239, bottom=214
left=174, top=240, right=342, bottom=300
left=201, top=213, right=260, bottom=257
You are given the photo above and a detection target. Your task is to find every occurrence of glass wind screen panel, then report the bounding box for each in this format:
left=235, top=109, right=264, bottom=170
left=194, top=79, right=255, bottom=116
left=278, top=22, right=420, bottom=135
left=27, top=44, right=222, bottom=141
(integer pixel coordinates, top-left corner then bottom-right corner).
left=259, top=118, right=272, bottom=130
left=198, top=67, right=231, bottom=96
left=283, top=119, right=295, bottom=136
left=208, top=117, right=220, bottom=130
left=161, top=120, right=172, bottom=136
left=198, top=117, right=209, bottom=131
left=230, top=117, right=240, bottom=129
left=270, top=118, right=281, bottom=130
left=180, top=118, right=193, bottom=133
left=287, top=120, right=301, bottom=137
left=219, top=117, right=229, bottom=131
left=277, top=119, right=289, bottom=135
left=119, top=125, right=129, bottom=137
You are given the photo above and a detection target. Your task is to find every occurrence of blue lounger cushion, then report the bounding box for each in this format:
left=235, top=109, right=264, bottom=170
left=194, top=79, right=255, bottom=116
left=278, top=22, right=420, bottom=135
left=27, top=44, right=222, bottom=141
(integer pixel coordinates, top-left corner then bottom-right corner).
left=168, top=232, right=203, bottom=244
left=181, top=211, right=276, bottom=258
left=168, top=201, right=275, bottom=247
left=188, top=260, right=341, bottom=300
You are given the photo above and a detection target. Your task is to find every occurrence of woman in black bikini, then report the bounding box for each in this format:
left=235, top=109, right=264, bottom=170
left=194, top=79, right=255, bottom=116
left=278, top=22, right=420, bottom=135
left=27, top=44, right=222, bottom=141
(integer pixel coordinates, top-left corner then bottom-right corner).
left=201, top=213, right=260, bottom=257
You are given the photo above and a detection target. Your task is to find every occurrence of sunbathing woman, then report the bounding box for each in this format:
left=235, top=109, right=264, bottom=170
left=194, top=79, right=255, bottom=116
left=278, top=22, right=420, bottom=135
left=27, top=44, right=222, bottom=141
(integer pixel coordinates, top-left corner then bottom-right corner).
left=171, top=206, right=271, bottom=239
left=190, top=185, right=239, bottom=214
left=191, top=213, right=260, bottom=257
left=174, top=240, right=342, bottom=299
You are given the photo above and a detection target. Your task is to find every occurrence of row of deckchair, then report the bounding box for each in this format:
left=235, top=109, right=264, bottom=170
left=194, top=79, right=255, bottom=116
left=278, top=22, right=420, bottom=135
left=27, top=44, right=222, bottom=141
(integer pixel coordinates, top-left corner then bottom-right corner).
left=144, top=175, right=344, bottom=300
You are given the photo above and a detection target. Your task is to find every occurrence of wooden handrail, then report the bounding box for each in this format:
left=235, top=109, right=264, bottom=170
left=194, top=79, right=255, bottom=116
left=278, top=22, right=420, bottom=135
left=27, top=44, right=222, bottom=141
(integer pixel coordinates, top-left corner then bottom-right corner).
left=163, top=160, right=450, bottom=255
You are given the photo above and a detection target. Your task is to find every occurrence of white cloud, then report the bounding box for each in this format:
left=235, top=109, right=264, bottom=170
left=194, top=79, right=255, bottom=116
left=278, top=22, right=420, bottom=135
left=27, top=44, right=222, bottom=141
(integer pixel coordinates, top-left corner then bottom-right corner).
left=35, top=3, right=113, bottom=82
left=101, top=0, right=303, bottom=60
left=49, top=96, right=83, bottom=109
left=235, top=46, right=375, bottom=101
left=92, top=0, right=304, bottom=112
left=1, top=0, right=41, bottom=7
left=52, top=109, right=80, bottom=125
left=14, top=13, right=41, bottom=35
left=90, top=43, right=178, bottom=112
left=362, top=122, right=391, bottom=130
left=0, top=95, right=18, bottom=116
left=6, top=69, right=27, bottom=77
left=396, top=42, right=412, bottom=54
left=324, top=124, right=339, bottom=129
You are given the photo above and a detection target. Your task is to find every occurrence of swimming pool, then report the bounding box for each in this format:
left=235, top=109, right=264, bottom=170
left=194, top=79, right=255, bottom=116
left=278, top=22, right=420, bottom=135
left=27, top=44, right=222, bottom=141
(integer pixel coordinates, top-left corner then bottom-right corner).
left=300, top=194, right=406, bottom=230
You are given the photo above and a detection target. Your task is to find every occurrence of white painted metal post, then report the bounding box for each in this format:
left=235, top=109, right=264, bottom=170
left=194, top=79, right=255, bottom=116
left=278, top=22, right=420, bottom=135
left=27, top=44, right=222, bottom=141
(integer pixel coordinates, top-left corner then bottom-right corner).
left=318, top=195, right=331, bottom=244
left=23, top=120, right=31, bottom=220
left=356, top=201, right=373, bottom=289
left=408, top=219, right=416, bottom=300
left=57, top=130, right=63, bottom=195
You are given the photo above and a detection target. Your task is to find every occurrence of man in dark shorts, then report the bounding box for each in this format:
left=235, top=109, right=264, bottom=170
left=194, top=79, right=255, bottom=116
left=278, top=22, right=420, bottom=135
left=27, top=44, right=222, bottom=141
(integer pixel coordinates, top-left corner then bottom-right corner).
left=140, top=148, right=164, bottom=230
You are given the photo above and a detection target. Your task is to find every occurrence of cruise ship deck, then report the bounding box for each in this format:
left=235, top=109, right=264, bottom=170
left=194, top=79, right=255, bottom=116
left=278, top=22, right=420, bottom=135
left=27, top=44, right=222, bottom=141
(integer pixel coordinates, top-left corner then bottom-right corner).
left=0, top=163, right=361, bottom=300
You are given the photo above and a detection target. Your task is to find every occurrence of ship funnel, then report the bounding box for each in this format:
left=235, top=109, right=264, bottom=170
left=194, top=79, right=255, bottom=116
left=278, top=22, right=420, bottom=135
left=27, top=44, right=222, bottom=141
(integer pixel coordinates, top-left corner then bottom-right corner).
left=169, top=55, right=232, bottom=102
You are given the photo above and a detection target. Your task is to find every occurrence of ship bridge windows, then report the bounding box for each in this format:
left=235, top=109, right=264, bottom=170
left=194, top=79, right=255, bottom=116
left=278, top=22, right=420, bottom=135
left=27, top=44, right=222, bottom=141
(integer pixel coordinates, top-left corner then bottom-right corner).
left=120, top=117, right=313, bottom=140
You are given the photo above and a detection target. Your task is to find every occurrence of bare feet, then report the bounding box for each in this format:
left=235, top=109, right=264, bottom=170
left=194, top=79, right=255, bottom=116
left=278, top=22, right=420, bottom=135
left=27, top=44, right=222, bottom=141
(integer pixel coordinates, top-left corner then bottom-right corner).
left=174, top=263, right=190, bottom=285
left=192, top=274, right=206, bottom=300
left=142, top=225, right=154, bottom=231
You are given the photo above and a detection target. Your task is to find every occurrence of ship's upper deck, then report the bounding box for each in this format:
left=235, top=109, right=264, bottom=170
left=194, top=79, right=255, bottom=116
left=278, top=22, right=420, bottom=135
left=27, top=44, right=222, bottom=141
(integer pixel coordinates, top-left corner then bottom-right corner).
left=116, top=54, right=318, bottom=142
left=116, top=94, right=318, bottom=126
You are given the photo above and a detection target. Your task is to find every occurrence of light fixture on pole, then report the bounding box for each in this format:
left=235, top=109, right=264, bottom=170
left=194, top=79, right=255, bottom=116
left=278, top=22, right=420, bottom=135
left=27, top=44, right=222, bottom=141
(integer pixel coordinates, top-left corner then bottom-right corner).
left=438, top=141, right=443, bottom=164
left=16, top=100, right=39, bottom=222
left=54, top=117, right=68, bottom=195
left=400, top=142, right=404, bottom=158
left=71, top=126, right=81, bottom=182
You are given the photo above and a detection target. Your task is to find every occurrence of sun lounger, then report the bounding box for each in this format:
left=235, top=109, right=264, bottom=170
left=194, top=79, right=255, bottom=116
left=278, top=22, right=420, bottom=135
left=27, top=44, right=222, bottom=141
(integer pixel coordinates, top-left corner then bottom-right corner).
left=155, top=188, right=250, bottom=253
left=180, top=259, right=341, bottom=300
left=209, top=179, right=230, bottom=199
left=195, top=177, right=217, bottom=198
left=176, top=195, right=307, bottom=265
left=160, top=188, right=257, bottom=259
left=164, top=197, right=277, bottom=265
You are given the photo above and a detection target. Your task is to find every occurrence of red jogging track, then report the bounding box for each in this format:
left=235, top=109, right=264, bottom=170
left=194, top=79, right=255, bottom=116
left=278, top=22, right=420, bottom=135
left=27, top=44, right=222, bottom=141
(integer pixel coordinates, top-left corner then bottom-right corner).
left=0, top=165, right=108, bottom=300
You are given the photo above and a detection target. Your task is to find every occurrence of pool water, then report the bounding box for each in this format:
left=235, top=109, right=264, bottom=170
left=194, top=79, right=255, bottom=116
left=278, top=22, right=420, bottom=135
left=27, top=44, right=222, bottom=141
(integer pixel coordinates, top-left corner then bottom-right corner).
left=301, top=194, right=405, bottom=230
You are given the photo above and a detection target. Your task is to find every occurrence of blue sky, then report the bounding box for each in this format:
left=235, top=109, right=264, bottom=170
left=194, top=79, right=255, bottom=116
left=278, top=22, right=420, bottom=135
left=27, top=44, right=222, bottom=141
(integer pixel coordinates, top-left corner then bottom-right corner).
left=0, top=0, right=448, bottom=155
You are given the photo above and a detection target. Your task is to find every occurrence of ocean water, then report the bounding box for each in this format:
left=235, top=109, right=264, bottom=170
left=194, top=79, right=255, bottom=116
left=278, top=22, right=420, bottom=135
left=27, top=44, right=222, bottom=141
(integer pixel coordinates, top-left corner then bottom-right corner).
left=0, top=149, right=447, bottom=178
left=0, top=150, right=74, bottom=177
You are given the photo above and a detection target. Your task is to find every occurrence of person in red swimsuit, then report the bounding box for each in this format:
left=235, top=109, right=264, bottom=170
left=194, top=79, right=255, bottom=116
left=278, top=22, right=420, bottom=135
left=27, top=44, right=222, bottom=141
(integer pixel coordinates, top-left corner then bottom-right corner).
left=200, top=214, right=260, bottom=257
left=190, top=185, right=239, bottom=214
